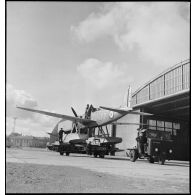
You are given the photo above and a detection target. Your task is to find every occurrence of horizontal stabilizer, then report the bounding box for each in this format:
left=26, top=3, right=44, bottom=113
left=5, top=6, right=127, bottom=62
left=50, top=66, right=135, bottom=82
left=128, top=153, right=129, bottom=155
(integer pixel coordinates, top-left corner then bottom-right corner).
left=100, top=106, right=131, bottom=113
left=129, top=111, right=153, bottom=116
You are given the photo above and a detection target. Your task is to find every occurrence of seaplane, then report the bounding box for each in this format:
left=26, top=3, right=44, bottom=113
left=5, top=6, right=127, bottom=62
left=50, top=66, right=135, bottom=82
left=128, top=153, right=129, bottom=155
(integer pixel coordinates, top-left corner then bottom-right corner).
left=17, top=85, right=152, bottom=157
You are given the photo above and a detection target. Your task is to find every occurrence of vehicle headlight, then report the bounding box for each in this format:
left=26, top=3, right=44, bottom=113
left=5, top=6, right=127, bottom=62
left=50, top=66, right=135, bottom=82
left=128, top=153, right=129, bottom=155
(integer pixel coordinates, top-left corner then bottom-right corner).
left=155, top=148, right=158, bottom=152
left=169, top=149, right=173, bottom=153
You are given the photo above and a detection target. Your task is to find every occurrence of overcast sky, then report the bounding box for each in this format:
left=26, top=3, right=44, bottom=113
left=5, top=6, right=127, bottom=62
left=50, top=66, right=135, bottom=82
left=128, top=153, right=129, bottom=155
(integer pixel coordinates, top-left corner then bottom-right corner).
left=6, top=2, right=190, bottom=136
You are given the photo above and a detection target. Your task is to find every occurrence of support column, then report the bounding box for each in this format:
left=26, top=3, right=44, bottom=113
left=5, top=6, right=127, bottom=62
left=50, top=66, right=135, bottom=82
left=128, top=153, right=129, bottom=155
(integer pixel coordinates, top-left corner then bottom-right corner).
left=111, top=124, right=116, bottom=137
left=110, top=124, right=117, bottom=156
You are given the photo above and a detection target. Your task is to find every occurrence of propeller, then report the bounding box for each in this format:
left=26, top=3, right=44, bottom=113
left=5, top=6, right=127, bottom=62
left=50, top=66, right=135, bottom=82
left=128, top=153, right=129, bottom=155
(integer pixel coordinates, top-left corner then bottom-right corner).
left=71, top=107, right=78, bottom=117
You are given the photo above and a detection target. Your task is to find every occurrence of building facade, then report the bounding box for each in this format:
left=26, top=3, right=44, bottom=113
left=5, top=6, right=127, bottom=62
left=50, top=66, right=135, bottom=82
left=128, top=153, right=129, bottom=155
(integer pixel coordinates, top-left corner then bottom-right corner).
left=7, top=133, right=49, bottom=148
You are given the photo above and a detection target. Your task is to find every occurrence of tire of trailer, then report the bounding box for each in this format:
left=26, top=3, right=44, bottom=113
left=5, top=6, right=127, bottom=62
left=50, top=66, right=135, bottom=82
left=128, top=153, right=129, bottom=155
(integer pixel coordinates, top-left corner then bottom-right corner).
left=94, top=153, right=98, bottom=158
left=158, top=156, right=165, bottom=165
left=148, top=156, right=154, bottom=163
left=129, top=149, right=138, bottom=162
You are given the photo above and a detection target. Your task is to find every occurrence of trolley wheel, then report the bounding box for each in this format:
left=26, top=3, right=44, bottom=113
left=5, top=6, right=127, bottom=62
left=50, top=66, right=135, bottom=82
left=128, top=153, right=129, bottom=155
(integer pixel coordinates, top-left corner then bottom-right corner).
left=148, top=157, right=154, bottom=163
left=66, top=152, right=70, bottom=156
left=129, top=149, right=138, bottom=162
left=158, top=156, right=165, bottom=165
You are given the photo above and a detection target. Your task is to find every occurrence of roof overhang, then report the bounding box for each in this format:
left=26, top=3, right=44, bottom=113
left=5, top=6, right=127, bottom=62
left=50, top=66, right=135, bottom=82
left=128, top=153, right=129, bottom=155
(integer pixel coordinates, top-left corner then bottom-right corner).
left=133, top=90, right=190, bottom=122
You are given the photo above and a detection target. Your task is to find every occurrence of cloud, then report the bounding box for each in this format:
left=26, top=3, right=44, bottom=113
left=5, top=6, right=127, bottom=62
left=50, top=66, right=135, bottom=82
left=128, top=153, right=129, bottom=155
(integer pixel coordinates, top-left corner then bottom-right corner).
left=6, top=84, right=59, bottom=136
left=71, top=2, right=190, bottom=66
left=77, top=58, right=129, bottom=89
left=6, top=84, right=38, bottom=119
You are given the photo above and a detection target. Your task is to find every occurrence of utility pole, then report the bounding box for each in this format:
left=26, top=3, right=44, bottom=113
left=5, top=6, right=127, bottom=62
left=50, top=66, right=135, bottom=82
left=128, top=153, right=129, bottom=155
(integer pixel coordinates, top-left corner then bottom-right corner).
left=12, top=117, right=17, bottom=133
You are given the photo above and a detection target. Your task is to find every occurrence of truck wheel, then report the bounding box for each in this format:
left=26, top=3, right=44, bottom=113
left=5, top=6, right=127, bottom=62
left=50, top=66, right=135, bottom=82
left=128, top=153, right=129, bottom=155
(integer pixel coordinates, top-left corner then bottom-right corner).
left=129, top=150, right=138, bottom=162
left=148, top=157, right=154, bottom=163
left=158, top=156, right=165, bottom=165
left=66, top=152, right=70, bottom=156
left=60, top=152, right=64, bottom=156
left=99, top=153, right=105, bottom=158
left=94, top=154, right=98, bottom=158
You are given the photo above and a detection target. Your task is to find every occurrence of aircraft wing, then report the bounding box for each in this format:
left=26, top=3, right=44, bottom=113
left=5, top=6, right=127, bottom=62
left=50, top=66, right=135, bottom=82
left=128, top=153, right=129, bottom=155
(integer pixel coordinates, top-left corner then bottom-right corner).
left=17, top=106, right=96, bottom=125
left=100, top=106, right=152, bottom=116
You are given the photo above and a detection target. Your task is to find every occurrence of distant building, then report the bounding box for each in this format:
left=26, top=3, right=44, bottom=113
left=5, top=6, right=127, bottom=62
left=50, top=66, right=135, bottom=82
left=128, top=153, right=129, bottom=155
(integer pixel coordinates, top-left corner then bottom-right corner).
left=7, top=132, right=49, bottom=148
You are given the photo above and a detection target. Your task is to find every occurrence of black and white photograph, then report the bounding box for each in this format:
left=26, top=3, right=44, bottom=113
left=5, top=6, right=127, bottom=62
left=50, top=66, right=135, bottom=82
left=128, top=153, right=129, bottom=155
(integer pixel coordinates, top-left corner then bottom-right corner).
left=5, top=1, right=190, bottom=193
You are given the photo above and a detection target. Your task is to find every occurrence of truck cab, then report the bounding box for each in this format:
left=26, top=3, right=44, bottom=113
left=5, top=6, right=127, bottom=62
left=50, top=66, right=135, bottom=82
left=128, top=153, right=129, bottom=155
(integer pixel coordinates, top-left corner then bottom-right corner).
left=127, top=129, right=174, bottom=165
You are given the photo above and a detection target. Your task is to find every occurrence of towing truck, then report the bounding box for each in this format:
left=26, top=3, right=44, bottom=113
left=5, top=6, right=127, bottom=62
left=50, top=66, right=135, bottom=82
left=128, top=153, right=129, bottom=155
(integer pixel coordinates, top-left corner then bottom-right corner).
left=126, top=129, right=174, bottom=165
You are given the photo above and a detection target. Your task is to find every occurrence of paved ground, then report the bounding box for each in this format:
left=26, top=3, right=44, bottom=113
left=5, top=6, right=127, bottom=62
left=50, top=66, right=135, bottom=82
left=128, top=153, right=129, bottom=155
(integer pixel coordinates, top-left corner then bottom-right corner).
left=6, top=147, right=190, bottom=193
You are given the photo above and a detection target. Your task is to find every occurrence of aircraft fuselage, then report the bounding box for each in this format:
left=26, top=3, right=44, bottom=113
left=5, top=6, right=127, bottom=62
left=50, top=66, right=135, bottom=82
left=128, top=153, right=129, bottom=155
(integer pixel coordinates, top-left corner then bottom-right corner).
left=90, top=109, right=126, bottom=127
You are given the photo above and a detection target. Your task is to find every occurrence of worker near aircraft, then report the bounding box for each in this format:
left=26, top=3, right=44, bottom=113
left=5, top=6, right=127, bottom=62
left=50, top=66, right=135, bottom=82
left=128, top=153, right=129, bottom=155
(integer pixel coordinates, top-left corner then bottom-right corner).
left=136, top=129, right=147, bottom=155
left=59, top=128, right=66, bottom=144
left=85, top=104, right=90, bottom=119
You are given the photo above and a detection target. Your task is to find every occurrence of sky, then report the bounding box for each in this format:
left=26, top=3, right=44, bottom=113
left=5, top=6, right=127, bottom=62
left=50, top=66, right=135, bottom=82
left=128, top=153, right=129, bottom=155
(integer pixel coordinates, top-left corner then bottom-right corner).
left=6, top=2, right=190, bottom=137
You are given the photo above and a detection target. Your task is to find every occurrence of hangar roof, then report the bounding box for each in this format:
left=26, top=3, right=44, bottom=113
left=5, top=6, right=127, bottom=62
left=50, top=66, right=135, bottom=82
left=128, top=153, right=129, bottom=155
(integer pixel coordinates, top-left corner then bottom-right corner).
left=132, top=59, right=190, bottom=122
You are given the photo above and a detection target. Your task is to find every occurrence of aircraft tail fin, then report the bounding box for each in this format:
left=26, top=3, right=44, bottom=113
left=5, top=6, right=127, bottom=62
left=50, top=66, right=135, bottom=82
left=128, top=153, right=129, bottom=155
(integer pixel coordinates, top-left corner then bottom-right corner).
left=122, top=85, right=132, bottom=108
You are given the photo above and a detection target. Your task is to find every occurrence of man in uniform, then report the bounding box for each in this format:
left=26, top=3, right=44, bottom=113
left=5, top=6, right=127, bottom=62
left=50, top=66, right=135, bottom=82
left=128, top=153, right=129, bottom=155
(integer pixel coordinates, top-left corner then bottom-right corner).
left=85, top=104, right=90, bottom=119
left=59, top=128, right=66, bottom=144
left=136, top=129, right=147, bottom=156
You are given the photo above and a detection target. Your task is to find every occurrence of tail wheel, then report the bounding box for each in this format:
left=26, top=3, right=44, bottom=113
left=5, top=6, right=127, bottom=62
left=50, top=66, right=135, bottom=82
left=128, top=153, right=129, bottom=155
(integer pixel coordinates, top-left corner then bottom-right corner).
left=129, top=150, right=138, bottom=162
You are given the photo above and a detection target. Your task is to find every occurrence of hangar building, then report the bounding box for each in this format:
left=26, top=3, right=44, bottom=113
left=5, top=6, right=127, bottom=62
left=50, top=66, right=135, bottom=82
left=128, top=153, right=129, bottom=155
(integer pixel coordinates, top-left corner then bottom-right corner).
left=115, top=59, right=190, bottom=161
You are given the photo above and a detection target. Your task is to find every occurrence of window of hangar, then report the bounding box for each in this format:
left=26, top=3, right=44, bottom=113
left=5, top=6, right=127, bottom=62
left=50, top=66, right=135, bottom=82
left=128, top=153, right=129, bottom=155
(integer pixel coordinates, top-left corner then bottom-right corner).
left=148, top=119, right=180, bottom=136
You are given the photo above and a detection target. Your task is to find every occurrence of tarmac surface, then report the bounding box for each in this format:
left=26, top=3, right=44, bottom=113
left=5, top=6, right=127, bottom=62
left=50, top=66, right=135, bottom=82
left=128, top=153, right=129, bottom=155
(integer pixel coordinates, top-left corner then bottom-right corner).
left=6, top=147, right=190, bottom=193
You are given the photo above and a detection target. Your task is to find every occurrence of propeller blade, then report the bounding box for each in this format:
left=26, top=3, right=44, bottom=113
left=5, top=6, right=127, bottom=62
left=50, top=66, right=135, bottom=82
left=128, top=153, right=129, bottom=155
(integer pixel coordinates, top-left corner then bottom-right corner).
left=71, top=107, right=78, bottom=117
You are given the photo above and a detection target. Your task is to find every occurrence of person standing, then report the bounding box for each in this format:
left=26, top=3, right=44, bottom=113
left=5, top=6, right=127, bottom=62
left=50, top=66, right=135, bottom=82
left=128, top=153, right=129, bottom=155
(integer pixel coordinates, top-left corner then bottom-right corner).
left=85, top=104, right=90, bottom=119
left=59, top=128, right=66, bottom=144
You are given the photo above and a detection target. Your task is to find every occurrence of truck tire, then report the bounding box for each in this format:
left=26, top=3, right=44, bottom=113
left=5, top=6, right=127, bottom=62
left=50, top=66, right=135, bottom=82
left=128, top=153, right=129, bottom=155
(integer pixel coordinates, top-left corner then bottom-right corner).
left=60, top=152, right=64, bottom=156
left=94, top=153, right=98, bottom=158
left=99, top=153, right=105, bottom=158
left=66, top=152, right=70, bottom=156
left=148, top=157, right=154, bottom=163
left=158, top=156, right=165, bottom=165
left=129, top=149, right=138, bottom=162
